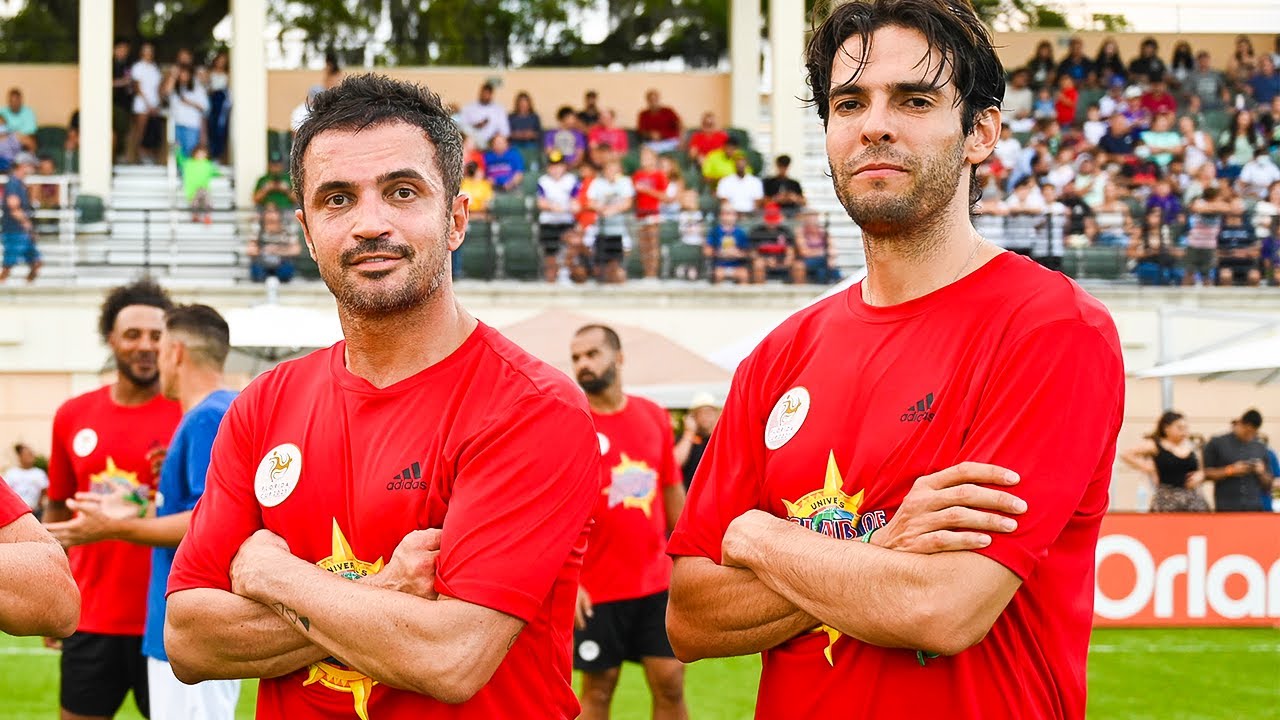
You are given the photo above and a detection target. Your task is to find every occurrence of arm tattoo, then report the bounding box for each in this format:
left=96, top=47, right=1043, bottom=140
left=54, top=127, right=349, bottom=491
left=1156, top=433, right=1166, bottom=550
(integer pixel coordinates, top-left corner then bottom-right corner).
left=506, top=629, right=520, bottom=651
left=273, top=602, right=312, bottom=632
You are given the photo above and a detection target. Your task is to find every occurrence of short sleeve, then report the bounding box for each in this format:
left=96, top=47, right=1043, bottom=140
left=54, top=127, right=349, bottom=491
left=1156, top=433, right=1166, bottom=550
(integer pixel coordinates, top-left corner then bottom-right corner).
left=667, top=357, right=766, bottom=564
left=435, top=394, right=600, bottom=623
left=167, top=397, right=263, bottom=595
left=0, top=478, right=31, bottom=527
left=1202, top=437, right=1223, bottom=469
left=963, top=320, right=1124, bottom=580
left=46, top=402, right=76, bottom=502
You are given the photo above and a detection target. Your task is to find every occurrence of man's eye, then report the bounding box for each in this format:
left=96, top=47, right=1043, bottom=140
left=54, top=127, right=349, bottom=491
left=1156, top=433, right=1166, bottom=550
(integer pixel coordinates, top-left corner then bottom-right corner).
left=395, top=188, right=415, bottom=199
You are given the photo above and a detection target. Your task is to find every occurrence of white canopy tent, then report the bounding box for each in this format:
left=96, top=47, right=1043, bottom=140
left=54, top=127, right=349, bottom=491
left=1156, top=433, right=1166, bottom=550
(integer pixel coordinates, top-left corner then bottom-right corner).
left=1132, top=333, right=1280, bottom=386
left=225, top=303, right=343, bottom=372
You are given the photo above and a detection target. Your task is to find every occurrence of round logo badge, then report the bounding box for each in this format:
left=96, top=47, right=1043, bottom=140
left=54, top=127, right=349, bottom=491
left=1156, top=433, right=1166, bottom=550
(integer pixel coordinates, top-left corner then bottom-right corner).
left=765, top=387, right=811, bottom=451
left=254, top=443, right=302, bottom=508
left=578, top=640, right=601, bottom=662
left=72, top=428, right=98, bottom=458
left=597, top=433, right=611, bottom=456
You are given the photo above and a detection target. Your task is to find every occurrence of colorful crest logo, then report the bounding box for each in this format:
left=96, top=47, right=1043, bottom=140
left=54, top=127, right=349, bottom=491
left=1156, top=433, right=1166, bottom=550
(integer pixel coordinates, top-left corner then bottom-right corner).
left=604, top=454, right=658, bottom=516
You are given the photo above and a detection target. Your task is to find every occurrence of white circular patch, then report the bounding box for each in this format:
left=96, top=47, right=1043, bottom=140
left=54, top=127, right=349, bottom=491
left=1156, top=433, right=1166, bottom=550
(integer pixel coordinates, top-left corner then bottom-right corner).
left=254, top=443, right=303, bottom=508
left=765, top=387, right=811, bottom=451
left=155, top=491, right=166, bottom=510
left=578, top=640, right=601, bottom=662
left=72, top=428, right=98, bottom=458
left=597, top=433, right=611, bottom=456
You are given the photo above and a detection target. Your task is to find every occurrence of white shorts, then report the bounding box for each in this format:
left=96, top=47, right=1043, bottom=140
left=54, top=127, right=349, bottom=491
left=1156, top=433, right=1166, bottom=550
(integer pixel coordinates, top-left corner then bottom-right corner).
left=147, top=657, right=241, bottom=720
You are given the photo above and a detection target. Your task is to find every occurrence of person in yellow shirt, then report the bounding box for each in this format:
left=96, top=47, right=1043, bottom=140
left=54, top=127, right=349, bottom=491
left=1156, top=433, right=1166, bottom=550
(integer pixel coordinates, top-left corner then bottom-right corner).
left=460, top=161, right=494, bottom=217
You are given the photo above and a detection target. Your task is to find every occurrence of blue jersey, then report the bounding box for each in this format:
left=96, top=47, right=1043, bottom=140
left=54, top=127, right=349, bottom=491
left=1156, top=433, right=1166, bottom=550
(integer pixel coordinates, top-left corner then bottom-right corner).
left=143, top=389, right=236, bottom=661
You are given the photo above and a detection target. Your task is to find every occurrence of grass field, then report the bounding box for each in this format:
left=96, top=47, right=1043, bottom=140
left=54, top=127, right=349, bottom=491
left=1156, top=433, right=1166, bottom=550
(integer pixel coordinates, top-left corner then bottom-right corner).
left=1, top=628, right=1276, bottom=719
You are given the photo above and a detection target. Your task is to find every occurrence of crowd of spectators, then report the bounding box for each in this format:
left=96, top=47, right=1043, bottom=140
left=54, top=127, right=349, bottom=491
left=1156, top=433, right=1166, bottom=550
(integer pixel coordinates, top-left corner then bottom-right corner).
left=980, top=34, right=1280, bottom=286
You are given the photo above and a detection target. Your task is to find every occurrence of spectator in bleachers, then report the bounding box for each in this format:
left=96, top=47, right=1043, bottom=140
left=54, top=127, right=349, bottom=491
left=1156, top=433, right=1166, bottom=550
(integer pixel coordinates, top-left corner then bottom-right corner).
left=1216, top=211, right=1262, bottom=285
left=631, top=147, right=668, bottom=280
left=674, top=189, right=705, bottom=279
left=715, top=153, right=764, bottom=215
left=1054, top=75, right=1079, bottom=128
left=1026, top=40, right=1056, bottom=90
left=1220, top=109, right=1261, bottom=178
left=1240, top=147, right=1280, bottom=199
left=795, top=209, right=837, bottom=284
left=1139, top=80, right=1178, bottom=127
left=169, top=64, right=209, bottom=160
left=1032, top=86, right=1055, bottom=122
left=1073, top=153, right=1107, bottom=206
left=536, top=151, right=580, bottom=283
left=112, top=39, right=133, bottom=160
left=1, top=88, right=37, bottom=152
left=1146, top=178, right=1183, bottom=225
left=1262, top=222, right=1280, bottom=285
left=993, top=123, right=1022, bottom=170
left=1094, top=39, right=1127, bottom=84
left=1097, top=75, right=1128, bottom=118
left=1228, top=35, right=1259, bottom=84
left=206, top=50, right=231, bottom=164
left=31, top=155, right=61, bottom=209
left=1177, top=115, right=1215, bottom=175
left=1184, top=186, right=1233, bottom=284
left=1170, top=41, right=1196, bottom=86
left=1037, top=183, right=1069, bottom=267
left=246, top=204, right=301, bottom=284
left=1004, top=175, right=1046, bottom=253
left=1247, top=55, right=1280, bottom=106
left=1098, top=113, right=1137, bottom=157
left=1128, top=37, right=1167, bottom=83
left=458, top=82, right=509, bottom=150
left=637, top=89, right=682, bottom=153
left=1001, top=69, right=1034, bottom=127
left=0, top=124, right=20, bottom=171
left=586, top=158, right=633, bottom=284
left=1183, top=51, right=1230, bottom=112
left=1253, top=179, right=1280, bottom=236
left=705, top=204, right=750, bottom=284
left=508, top=92, right=543, bottom=156
left=1, top=152, right=40, bottom=283
left=687, top=112, right=728, bottom=162
left=1057, top=37, right=1094, bottom=83
left=587, top=109, right=628, bottom=154
left=1140, top=113, right=1182, bottom=170
left=1045, top=147, right=1076, bottom=190
left=483, top=134, right=525, bottom=193
left=460, top=160, right=494, bottom=218
left=763, top=155, right=806, bottom=216
left=544, top=106, right=587, bottom=167
left=748, top=202, right=800, bottom=284
left=252, top=155, right=294, bottom=212
left=1093, top=181, right=1134, bottom=246
left=180, top=145, right=217, bottom=224
left=1261, top=96, right=1280, bottom=144
left=1056, top=181, right=1096, bottom=247
left=660, top=155, right=686, bottom=218
left=1130, top=206, right=1183, bottom=285
left=127, top=42, right=164, bottom=165
left=700, top=136, right=740, bottom=189
left=577, top=90, right=601, bottom=128
left=1183, top=162, right=1220, bottom=203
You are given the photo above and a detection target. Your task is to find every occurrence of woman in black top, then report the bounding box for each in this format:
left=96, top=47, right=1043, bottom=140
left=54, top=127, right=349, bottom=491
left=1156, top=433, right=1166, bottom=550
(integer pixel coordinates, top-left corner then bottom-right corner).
left=1026, top=41, right=1057, bottom=90
left=1094, top=38, right=1127, bottom=85
left=1121, top=411, right=1210, bottom=511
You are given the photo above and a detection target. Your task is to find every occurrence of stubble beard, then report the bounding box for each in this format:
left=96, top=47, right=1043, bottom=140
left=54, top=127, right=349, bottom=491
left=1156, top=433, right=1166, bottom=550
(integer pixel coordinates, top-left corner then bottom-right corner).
left=832, top=136, right=967, bottom=246
left=322, top=227, right=451, bottom=318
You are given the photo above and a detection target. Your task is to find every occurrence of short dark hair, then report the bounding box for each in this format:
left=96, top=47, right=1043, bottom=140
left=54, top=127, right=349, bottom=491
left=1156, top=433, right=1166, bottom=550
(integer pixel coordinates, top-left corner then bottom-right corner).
left=575, top=324, right=621, bottom=351
left=99, top=280, right=173, bottom=342
left=777, top=154, right=792, bottom=167
left=13, top=443, right=29, bottom=455
left=1241, top=409, right=1263, bottom=429
left=166, top=304, right=231, bottom=368
left=290, top=74, right=463, bottom=209
left=804, top=0, right=1005, bottom=206
left=557, top=105, right=576, bottom=121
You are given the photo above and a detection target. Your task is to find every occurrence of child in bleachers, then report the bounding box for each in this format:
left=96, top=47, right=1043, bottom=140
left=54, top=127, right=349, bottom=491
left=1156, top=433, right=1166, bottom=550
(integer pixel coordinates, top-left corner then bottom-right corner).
left=674, top=189, right=705, bottom=280
left=180, top=146, right=217, bottom=224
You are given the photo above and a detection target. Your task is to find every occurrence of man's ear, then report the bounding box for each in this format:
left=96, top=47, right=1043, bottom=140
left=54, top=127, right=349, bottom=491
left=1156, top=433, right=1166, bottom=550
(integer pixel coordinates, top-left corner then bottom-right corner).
left=965, top=108, right=1002, bottom=167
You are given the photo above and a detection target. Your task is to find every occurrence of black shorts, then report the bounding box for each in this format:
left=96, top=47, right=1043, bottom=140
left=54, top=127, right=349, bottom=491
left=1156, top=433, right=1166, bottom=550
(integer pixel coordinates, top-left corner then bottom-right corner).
left=573, top=590, right=675, bottom=672
left=539, top=222, right=574, bottom=256
left=594, top=235, right=626, bottom=264
left=61, top=631, right=150, bottom=718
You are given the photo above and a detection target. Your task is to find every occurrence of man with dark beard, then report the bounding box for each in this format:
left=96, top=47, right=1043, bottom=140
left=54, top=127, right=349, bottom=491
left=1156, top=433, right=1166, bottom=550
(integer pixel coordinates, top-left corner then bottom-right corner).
left=667, top=1, right=1124, bottom=719
left=567, top=324, right=687, bottom=720
left=44, top=279, right=182, bottom=720
left=164, top=75, right=602, bottom=719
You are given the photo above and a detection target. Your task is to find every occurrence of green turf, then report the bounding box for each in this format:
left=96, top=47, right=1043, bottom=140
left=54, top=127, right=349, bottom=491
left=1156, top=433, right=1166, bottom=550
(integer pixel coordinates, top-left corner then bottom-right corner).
left=0, top=628, right=1275, bottom=718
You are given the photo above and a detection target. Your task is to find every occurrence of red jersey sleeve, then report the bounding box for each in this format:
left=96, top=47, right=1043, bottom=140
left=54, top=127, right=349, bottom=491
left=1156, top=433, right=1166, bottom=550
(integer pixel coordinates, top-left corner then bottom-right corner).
left=962, top=319, right=1124, bottom=580
left=667, top=360, right=766, bottom=564
left=47, top=402, right=76, bottom=502
left=167, top=395, right=263, bottom=595
left=435, top=394, right=600, bottom=623
left=0, top=478, right=30, bottom=526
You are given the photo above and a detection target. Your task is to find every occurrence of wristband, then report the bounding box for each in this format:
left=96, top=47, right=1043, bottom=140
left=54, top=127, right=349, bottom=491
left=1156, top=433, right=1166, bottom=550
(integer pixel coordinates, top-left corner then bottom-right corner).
left=860, top=527, right=878, bottom=544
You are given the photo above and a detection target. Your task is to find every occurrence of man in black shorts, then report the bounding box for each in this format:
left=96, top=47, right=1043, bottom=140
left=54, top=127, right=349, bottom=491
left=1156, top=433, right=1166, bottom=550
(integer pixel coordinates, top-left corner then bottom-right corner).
left=586, top=159, right=633, bottom=284
left=536, top=151, right=581, bottom=282
left=569, top=325, right=687, bottom=719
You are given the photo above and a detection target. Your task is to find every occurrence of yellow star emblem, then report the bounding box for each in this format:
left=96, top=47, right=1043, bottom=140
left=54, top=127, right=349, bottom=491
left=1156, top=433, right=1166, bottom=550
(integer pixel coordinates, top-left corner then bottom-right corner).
left=304, top=520, right=385, bottom=719
left=88, top=457, right=140, bottom=494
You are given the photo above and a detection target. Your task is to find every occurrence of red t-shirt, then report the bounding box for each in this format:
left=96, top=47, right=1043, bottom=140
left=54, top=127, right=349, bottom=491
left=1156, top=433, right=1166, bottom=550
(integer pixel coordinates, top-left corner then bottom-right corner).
left=689, top=130, right=728, bottom=158
left=583, top=396, right=679, bottom=604
left=48, top=386, right=181, bottom=635
left=0, top=477, right=30, bottom=526
left=168, top=323, right=600, bottom=719
left=669, top=252, right=1124, bottom=720
left=631, top=169, right=669, bottom=217
left=1055, top=87, right=1079, bottom=126
left=637, top=107, right=681, bottom=141
left=588, top=126, right=629, bottom=153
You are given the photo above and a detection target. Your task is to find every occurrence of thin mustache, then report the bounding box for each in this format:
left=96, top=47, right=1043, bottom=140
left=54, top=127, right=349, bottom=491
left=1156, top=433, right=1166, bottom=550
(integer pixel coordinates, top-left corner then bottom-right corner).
left=342, top=239, right=414, bottom=265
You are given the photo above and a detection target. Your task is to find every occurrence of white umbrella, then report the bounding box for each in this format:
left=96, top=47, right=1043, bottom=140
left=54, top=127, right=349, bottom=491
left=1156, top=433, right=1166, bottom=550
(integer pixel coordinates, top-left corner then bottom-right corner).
left=225, top=304, right=343, bottom=363
left=1132, top=334, right=1280, bottom=386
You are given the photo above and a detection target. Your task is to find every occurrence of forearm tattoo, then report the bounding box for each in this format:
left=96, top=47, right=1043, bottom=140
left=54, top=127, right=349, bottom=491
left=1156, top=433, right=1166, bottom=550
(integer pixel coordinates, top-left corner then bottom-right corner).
left=273, top=602, right=312, bottom=632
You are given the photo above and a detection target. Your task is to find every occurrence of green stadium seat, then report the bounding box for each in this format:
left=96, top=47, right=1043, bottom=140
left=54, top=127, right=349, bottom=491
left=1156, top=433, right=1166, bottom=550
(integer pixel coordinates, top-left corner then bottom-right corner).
left=459, top=221, right=497, bottom=280
left=75, top=194, right=105, bottom=224
left=491, top=193, right=530, bottom=220
left=34, top=126, right=67, bottom=155
left=726, top=127, right=751, bottom=151
left=657, top=219, right=681, bottom=246
left=699, top=193, right=720, bottom=216
left=1063, top=246, right=1126, bottom=280
left=497, top=220, right=541, bottom=280
left=621, top=150, right=641, bottom=175
left=745, top=149, right=764, bottom=177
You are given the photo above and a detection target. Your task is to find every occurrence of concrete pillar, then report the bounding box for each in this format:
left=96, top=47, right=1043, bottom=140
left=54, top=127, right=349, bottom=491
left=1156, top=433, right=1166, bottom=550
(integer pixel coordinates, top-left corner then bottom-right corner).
left=230, top=0, right=268, bottom=209
left=77, top=0, right=113, bottom=199
left=729, top=0, right=761, bottom=133
left=768, top=0, right=807, bottom=173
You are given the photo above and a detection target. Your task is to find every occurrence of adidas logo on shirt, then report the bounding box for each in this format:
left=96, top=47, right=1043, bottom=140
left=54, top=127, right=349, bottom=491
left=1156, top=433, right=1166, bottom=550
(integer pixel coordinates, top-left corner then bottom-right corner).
left=386, top=461, right=427, bottom=490
left=900, top=393, right=936, bottom=423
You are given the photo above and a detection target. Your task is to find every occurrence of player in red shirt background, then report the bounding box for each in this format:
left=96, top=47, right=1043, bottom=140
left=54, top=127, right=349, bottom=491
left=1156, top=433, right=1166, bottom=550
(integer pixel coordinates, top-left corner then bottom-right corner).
left=164, top=74, right=601, bottom=719
left=666, top=1, right=1124, bottom=719
left=631, top=147, right=670, bottom=281
left=0, top=477, right=79, bottom=637
left=44, top=280, right=182, bottom=720
left=568, top=325, right=687, bottom=720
